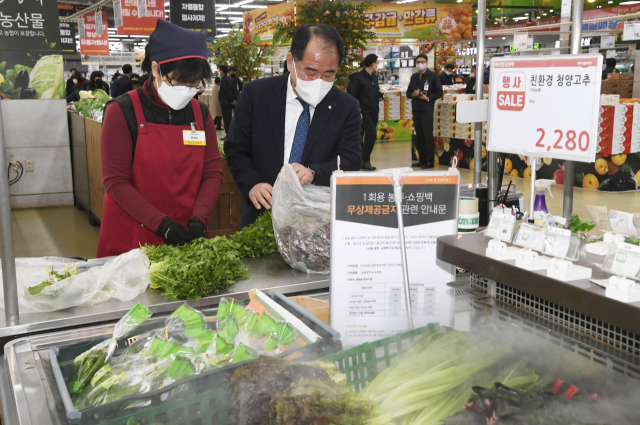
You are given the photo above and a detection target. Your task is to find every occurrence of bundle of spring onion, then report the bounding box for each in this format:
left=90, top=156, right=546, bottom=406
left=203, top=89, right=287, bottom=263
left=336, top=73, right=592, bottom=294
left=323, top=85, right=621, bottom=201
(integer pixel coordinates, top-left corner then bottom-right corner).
left=361, top=327, right=541, bottom=425
left=141, top=212, right=277, bottom=300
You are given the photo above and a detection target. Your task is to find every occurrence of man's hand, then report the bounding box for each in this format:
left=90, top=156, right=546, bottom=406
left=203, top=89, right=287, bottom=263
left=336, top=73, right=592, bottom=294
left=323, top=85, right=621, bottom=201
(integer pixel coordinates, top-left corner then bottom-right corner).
left=419, top=93, right=429, bottom=101
left=249, top=183, right=273, bottom=210
left=232, top=100, right=237, bottom=106
left=413, top=89, right=420, bottom=98
left=291, top=163, right=315, bottom=185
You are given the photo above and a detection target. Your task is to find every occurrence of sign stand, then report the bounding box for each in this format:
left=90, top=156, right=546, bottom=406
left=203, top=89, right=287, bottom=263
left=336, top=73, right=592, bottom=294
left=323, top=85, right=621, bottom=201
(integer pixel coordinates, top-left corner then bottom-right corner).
left=544, top=228, right=592, bottom=281
left=528, top=156, right=537, bottom=223
left=485, top=212, right=518, bottom=260
left=513, top=223, right=551, bottom=271
left=603, top=244, right=640, bottom=303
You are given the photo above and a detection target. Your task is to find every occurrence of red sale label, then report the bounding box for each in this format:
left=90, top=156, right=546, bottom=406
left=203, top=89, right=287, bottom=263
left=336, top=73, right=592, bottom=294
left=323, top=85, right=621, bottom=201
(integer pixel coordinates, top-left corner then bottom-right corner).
left=496, top=72, right=526, bottom=111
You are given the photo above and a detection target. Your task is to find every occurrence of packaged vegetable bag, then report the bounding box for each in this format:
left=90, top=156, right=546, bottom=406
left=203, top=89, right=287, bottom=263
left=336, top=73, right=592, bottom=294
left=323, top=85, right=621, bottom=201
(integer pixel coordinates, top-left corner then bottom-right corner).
left=271, top=164, right=331, bottom=274
left=67, top=302, right=152, bottom=395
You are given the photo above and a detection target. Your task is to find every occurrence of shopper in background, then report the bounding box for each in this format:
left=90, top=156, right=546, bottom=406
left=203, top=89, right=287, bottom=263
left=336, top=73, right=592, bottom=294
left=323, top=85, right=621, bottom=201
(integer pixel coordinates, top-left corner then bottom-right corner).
left=484, top=65, right=490, bottom=85
left=211, top=77, right=223, bottom=130
left=97, top=20, right=223, bottom=257
left=602, top=58, right=619, bottom=80
left=347, top=61, right=365, bottom=95
left=439, top=63, right=456, bottom=86
left=464, top=66, right=477, bottom=95
left=407, top=54, right=443, bottom=169
left=66, top=71, right=90, bottom=102
left=218, top=65, right=235, bottom=134
left=65, top=68, right=77, bottom=97
left=229, top=66, right=243, bottom=103
left=348, top=54, right=384, bottom=171
left=88, top=71, right=110, bottom=95
left=225, top=23, right=362, bottom=227
left=131, top=73, right=140, bottom=90
left=110, top=72, right=121, bottom=96
left=112, top=64, right=134, bottom=97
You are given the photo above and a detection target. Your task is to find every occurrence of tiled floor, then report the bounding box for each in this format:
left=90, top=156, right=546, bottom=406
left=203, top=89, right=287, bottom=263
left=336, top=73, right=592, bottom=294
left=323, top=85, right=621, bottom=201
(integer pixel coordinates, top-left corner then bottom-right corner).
left=8, top=139, right=639, bottom=259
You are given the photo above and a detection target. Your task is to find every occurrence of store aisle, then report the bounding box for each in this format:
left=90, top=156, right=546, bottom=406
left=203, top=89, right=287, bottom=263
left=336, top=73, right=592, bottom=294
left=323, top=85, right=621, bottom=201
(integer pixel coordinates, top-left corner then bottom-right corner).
left=11, top=207, right=99, bottom=259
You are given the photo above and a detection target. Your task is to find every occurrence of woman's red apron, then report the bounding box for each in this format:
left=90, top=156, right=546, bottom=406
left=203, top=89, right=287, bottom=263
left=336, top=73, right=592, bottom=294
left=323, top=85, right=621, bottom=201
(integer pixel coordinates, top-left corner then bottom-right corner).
left=97, top=90, right=206, bottom=257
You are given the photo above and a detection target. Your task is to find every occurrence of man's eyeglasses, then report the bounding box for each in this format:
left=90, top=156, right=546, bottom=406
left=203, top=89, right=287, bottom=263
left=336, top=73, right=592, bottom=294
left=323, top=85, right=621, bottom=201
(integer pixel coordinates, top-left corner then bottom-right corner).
left=165, top=75, right=206, bottom=90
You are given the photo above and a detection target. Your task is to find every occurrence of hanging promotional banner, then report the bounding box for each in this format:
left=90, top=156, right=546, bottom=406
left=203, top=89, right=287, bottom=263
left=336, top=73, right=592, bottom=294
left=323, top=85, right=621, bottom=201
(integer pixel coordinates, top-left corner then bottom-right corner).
left=243, top=1, right=296, bottom=44
left=58, top=4, right=77, bottom=53
left=95, top=10, right=103, bottom=37
left=0, top=0, right=62, bottom=51
left=583, top=5, right=640, bottom=33
left=330, top=171, right=459, bottom=348
left=81, top=51, right=137, bottom=65
left=169, top=0, right=217, bottom=34
left=138, top=0, right=147, bottom=19
left=487, top=55, right=603, bottom=163
left=118, top=0, right=165, bottom=36
left=79, top=10, right=109, bottom=56
left=114, top=0, right=123, bottom=28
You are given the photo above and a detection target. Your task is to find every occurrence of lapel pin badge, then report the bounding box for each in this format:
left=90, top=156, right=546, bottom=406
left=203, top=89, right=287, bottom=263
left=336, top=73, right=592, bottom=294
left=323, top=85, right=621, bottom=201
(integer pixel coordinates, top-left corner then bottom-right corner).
left=329, top=105, right=332, bottom=109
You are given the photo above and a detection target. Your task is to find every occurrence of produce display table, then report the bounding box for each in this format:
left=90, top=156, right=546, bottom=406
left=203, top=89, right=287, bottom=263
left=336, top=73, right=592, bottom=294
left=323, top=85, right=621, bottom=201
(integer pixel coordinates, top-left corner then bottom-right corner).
left=437, top=233, right=640, bottom=358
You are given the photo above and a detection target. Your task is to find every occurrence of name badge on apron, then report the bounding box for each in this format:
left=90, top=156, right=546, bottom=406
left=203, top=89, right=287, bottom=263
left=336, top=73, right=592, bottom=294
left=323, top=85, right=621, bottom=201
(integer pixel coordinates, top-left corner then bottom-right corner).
left=183, top=123, right=206, bottom=146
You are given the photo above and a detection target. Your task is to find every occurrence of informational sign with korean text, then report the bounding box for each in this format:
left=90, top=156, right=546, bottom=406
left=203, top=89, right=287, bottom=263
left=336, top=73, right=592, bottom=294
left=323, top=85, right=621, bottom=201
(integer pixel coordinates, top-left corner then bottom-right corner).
left=118, top=0, right=165, bottom=36
left=79, top=10, right=109, bottom=55
left=623, top=21, right=640, bottom=41
left=58, top=4, right=76, bottom=53
left=487, top=55, right=602, bottom=163
left=243, top=1, right=295, bottom=44
left=170, top=0, right=217, bottom=34
left=0, top=0, right=62, bottom=51
left=330, top=171, right=459, bottom=348
left=81, top=51, right=136, bottom=65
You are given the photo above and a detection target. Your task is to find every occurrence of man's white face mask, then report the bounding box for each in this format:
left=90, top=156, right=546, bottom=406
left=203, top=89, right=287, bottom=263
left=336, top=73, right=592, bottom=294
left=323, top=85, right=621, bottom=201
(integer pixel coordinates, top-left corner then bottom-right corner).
left=292, top=60, right=334, bottom=107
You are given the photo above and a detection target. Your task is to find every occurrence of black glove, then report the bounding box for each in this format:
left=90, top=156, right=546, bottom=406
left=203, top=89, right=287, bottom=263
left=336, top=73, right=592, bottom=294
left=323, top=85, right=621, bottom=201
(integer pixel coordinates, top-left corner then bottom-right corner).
left=187, top=218, right=207, bottom=241
left=157, top=217, right=190, bottom=246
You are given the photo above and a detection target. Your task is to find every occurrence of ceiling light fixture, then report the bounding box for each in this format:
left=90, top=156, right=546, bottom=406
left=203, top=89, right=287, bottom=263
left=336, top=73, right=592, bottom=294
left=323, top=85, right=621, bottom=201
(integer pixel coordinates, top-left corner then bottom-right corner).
left=620, top=1, right=640, bottom=4
left=218, top=11, right=244, bottom=14
left=241, top=4, right=267, bottom=8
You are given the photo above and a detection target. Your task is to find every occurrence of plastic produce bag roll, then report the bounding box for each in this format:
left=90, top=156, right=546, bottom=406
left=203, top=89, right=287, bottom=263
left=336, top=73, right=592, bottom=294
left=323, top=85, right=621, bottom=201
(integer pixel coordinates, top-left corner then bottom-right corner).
left=271, top=164, right=331, bottom=274
left=67, top=302, right=152, bottom=395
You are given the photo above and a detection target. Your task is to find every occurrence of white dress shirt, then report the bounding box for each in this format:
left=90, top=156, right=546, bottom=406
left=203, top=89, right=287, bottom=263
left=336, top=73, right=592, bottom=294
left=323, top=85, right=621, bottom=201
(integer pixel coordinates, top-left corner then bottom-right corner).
left=284, top=75, right=316, bottom=164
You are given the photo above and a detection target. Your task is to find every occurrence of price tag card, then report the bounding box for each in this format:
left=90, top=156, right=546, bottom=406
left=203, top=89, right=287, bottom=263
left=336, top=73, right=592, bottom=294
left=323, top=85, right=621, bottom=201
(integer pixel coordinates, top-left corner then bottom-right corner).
left=513, top=223, right=546, bottom=251
left=486, top=212, right=516, bottom=243
left=623, top=21, right=640, bottom=41
left=183, top=130, right=206, bottom=146
left=95, top=10, right=103, bottom=37
left=488, top=55, right=602, bottom=163
left=113, top=0, right=123, bottom=28
left=608, top=210, right=638, bottom=236
left=606, top=50, right=616, bottom=59
left=586, top=205, right=611, bottom=232
left=544, top=227, right=579, bottom=260
left=514, top=33, right=528, bottom=51
left=601, top=35, right=615, bottom=49
left=603, top=248, right=640, bottom=280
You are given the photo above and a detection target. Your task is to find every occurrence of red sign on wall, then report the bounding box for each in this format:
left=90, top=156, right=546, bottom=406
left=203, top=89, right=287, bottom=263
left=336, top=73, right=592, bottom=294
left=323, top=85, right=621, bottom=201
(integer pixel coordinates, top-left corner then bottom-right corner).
left=118, top=0, right=165, bottom=36
left=79, top=10, right=109, bottom=56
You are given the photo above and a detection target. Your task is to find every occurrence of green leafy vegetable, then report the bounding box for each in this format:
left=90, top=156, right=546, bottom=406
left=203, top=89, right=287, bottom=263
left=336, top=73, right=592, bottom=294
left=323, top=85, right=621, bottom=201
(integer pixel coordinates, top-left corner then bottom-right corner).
left=230, top=211, right=278, bottom=258
left=28, top=263, right=77, bottom=295
left=569, top=214, right=596, bottom=234
left=29, top=55, right=64, bottom=99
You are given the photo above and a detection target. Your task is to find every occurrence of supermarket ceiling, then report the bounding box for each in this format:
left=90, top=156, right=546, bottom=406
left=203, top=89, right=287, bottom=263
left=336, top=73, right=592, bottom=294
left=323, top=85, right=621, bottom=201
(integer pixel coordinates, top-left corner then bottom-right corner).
left=55, top=0, right=631, bottom=38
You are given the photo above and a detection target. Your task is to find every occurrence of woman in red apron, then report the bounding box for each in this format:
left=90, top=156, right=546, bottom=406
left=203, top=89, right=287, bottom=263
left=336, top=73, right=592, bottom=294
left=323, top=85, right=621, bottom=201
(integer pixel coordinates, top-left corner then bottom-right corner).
left=97, top=20, right=223, bottom=257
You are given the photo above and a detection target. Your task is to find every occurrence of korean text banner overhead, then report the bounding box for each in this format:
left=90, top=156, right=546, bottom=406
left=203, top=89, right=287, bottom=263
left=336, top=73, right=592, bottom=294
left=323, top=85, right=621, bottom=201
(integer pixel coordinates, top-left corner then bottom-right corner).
left=0, top=0, right=62, bottom=51
left=169, top=0, right=217, bottom=34
left=582, top=5, right=640, bottom=34
left=243, top=1, right=295, bottom=44
left=118, top=0, right=165, bottom=36
left=58, top=4, right=76, bottom=53
left=79, top=10, right=109, bottom=56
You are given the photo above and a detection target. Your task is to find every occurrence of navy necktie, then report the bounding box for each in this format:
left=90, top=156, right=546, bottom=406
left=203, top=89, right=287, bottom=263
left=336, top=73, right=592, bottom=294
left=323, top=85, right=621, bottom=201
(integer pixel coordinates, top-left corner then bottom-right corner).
left=288, top=98, right=310, bottom=164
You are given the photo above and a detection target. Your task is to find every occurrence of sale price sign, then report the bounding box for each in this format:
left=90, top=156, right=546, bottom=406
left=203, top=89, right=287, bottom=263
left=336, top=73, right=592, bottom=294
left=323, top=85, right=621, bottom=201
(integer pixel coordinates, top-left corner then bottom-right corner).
left=487, top=55, right=602, bottom=163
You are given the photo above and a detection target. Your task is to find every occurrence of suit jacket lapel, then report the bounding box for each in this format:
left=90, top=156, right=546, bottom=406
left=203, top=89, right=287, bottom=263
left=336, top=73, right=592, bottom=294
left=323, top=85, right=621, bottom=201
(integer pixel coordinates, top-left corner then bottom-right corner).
left=268, top=75, right=288, bottom=163
left=301, top=87, right=337, bottom=164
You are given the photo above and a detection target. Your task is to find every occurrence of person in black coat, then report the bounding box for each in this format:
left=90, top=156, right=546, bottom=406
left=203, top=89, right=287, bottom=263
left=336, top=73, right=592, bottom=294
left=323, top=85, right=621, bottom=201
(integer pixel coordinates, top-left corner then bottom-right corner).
left=65, top=68, right=77, bottom=97
left=66, top=71, right=90, bottom=102
left=224, top=24, right=362, bottom=227
left=218, top=64, right=235, bottom=133
left=229, top=66, right=243, bottom=103
left=87, top=71, right=110, bottom=95
left=112, top=64, right=134, bottom=97
left=346, top=61, right=365, bottom=96
left=602, top=58, right=618, bottom=80
left=439, top=63, right=456, bottom=86
left=464, top=65, right=477, bottom=95
left=407, top=54, right=443, bottom=168
left=348, top=54, right=384, bottom=171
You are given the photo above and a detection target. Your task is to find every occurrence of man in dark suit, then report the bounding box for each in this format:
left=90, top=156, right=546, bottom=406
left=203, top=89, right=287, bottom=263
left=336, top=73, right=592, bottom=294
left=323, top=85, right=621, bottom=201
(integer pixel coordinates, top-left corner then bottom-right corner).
left=225, top=24, right=362, bottom=227
left=112, top=64, right=134, bottom=98
left=218, top=65, right=235, bottom=133
left=439, top=63, right=456, bottom=86
left=407, top=54, right=443, bottom=169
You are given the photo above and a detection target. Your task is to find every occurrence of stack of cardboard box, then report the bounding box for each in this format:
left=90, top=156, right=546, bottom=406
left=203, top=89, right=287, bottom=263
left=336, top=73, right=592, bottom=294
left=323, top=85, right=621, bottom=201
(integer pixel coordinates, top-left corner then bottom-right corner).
left=380, top=90, right=413, bottom=121
left=601, top=73, right=634, bottom=97
left=434, top=97, right=486, bottom=140
left=598, top=103, right=640, bottom=155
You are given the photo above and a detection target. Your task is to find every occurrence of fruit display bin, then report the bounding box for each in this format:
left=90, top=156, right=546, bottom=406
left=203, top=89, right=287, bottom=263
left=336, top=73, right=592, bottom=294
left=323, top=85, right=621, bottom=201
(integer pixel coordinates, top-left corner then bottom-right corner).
left=99, top=324, right=437, bottom=425
left=49, top=291, right=342, bottom=425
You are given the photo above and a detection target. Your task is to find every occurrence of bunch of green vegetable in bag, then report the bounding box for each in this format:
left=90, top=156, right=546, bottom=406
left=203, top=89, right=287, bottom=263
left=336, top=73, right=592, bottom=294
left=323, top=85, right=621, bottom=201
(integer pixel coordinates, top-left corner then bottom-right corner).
left=74, top=89, right=110, bottom=118
left=141, top=212, right=277, bottom=300
left=360, top=326, right=542, bottom=425
left=28, top=263, right=77, bottom=295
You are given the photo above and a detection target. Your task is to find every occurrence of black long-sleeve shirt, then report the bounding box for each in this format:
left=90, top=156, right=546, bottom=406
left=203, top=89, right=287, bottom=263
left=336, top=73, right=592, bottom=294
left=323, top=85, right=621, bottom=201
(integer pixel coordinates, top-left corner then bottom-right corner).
left=406, top=69, right=443, bottom=112
left=348, top=69, right=384, bottom=113
left=218, top=75, right=235, bottom=107
left=439, top=71, right=455, bottom=86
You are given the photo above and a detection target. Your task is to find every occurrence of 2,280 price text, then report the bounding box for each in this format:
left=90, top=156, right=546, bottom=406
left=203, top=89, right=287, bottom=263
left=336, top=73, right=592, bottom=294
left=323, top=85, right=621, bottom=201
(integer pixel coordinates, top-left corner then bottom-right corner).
left=535, top=128, right=590, bottom=152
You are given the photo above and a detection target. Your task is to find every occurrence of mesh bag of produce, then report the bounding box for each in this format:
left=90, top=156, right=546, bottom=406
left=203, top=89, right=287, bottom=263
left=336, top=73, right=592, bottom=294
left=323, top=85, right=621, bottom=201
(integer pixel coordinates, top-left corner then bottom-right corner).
left=67, top=302, right=152, bottom=395
left=271, top=164, right=331, bottom=274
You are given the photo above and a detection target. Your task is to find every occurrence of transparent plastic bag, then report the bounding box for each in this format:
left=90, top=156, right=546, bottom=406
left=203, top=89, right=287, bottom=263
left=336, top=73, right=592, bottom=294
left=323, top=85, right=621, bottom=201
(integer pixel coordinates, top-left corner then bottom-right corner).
left=271, top=164, right=331, bottom=274
left=0, top=249, right=150, bottom=313
left=67, top=302, right=152, bottom=395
